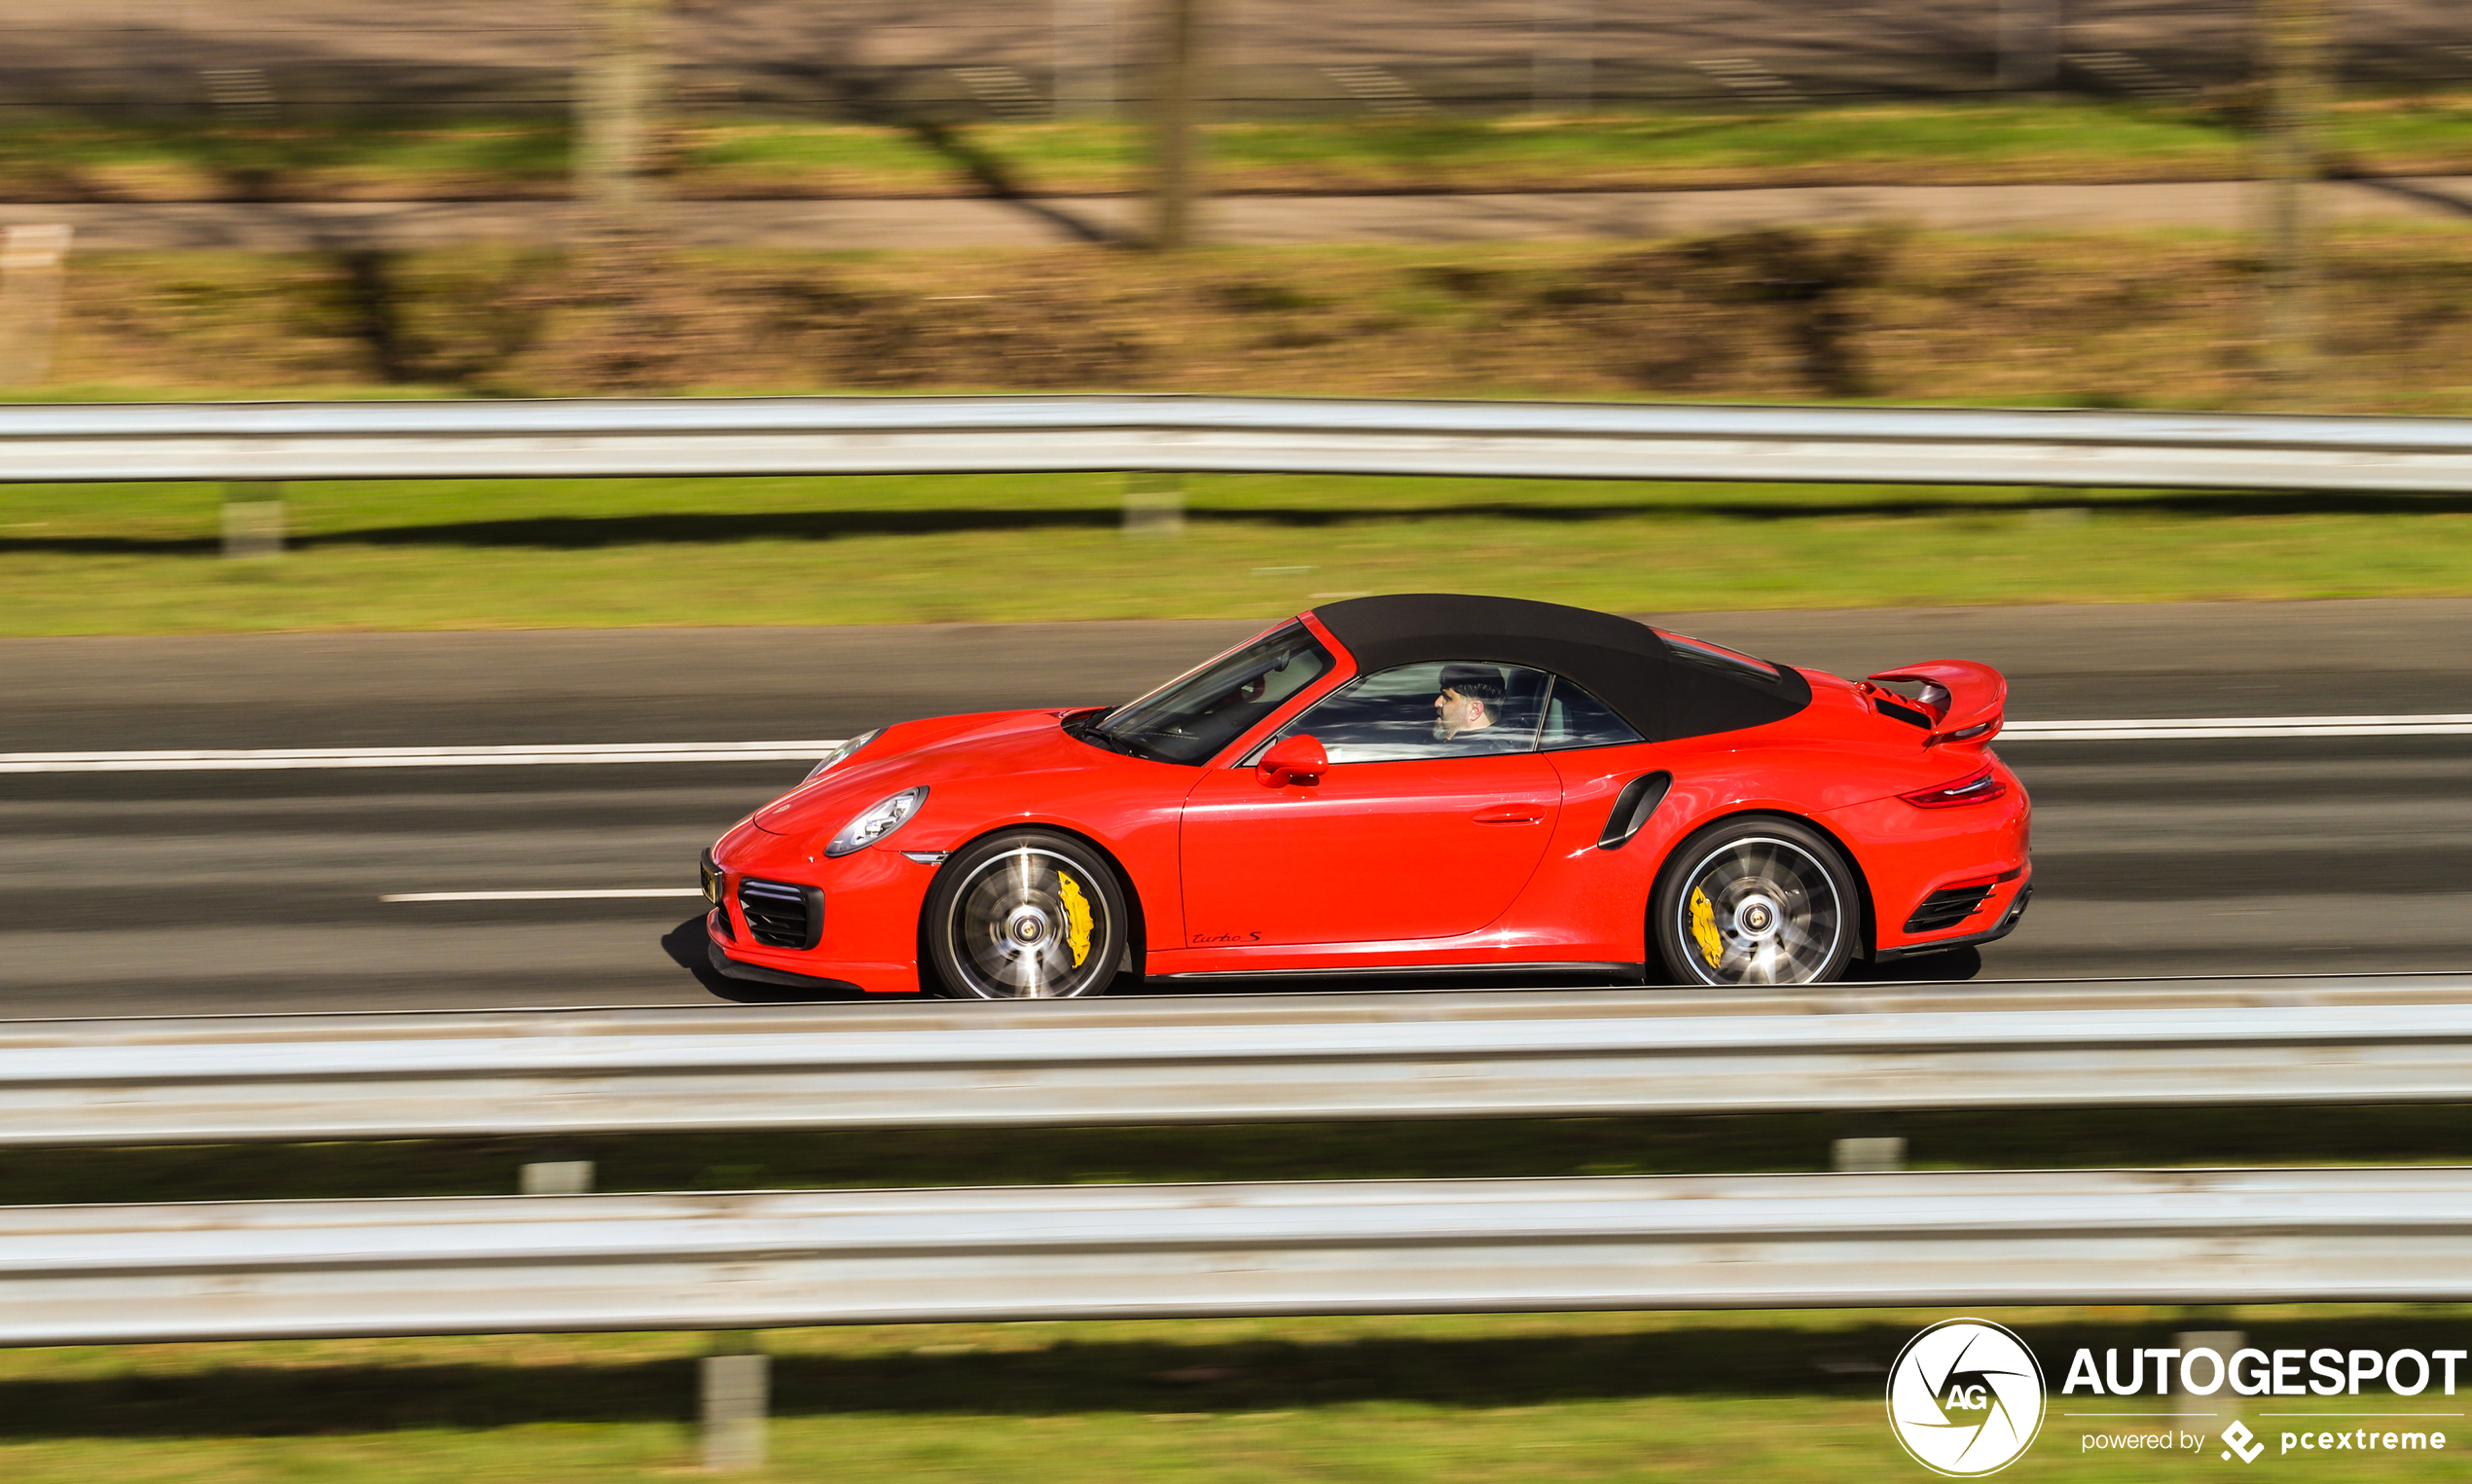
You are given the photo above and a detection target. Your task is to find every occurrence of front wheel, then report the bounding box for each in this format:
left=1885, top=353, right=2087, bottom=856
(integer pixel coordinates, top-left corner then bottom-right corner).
left=1652, top=817, right=1858, bottom=987
left=923, top=830, right=1133, bottom=999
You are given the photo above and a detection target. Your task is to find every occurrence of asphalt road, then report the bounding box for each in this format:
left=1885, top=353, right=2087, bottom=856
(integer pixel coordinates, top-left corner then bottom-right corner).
left=5, top=597, right=2468, bottom=1016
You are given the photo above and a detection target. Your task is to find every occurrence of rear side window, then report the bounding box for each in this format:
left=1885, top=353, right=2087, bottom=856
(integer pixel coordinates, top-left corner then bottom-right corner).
left=1540, top=678, right=1645, bottom=751
left=1656, top=629, right=1782, bottom=681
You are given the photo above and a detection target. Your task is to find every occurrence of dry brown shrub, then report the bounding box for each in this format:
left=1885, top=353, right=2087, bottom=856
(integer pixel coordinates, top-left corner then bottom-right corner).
left=43, top=231, right=2472, bottom=415
left=1533, top=227, right=1906, bottom=397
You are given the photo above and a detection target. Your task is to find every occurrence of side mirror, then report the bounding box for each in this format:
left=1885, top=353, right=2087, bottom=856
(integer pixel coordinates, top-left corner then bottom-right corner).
left=1256, top=734, right=1328, bottom=788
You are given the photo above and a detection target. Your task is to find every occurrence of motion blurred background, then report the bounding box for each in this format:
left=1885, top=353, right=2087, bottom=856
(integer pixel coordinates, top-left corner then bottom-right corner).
left=2, top=3, right=2470, bottom=1480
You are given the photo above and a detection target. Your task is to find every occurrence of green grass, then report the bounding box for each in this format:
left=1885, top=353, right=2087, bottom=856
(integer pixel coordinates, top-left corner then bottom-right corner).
left=2, top=472, right=2466, bottom=633
left=679, top=101, right=2297, bottom=196
left=9, top=94, right=2472, bottom=201
left=0, top=1307, right=2465, bottom=1482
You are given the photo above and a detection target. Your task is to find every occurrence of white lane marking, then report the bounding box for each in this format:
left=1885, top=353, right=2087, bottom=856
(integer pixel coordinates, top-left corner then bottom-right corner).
left=0, top=742, right=842, bottom=773
left=381, top=888, right=706, bottom=902
left=6, top=715, right=2470, bottom=774
left=2003, top=715, right=2472, bottom=741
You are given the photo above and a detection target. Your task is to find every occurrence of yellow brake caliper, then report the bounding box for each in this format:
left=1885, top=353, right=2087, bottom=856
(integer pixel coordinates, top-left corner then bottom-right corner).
left=1689, top=887, right=1724, bottom=969
left=1056, top=871, right=1096, bottom=969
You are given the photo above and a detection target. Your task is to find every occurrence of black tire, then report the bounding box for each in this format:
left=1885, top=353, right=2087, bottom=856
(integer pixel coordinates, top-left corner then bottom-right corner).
left=922, top=830, right=1134, bottom=999
left=1651, top=815, right=1859, bottom=987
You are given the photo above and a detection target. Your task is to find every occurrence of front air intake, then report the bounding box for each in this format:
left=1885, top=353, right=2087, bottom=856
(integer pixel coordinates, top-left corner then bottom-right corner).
left=738, top=878, right=822, bottom=950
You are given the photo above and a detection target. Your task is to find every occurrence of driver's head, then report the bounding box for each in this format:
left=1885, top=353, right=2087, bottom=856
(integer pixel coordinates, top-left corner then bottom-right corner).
left=1434, top=665, right=1507, bottom=741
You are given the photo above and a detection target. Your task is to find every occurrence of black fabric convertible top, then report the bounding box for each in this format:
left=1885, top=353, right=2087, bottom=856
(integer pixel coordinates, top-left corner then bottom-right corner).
left=1309, top=594, right=1810, bottom=742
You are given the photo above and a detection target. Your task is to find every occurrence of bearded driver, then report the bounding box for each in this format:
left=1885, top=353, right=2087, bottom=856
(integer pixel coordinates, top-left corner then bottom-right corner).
left=1433, top=664, right=1507, bottom=742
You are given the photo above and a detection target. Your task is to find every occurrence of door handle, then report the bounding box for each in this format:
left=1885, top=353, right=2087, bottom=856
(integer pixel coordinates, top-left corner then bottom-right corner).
left=1472, top=808, right=1545, bottom=825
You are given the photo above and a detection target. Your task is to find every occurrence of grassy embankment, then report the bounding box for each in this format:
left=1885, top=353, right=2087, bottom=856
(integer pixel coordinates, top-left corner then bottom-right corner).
left=3, top=1309, right=2466, bottom=1483
left=2, top=469, right=2468, bottom=633
left=5, top=95, right=2472, bottom=199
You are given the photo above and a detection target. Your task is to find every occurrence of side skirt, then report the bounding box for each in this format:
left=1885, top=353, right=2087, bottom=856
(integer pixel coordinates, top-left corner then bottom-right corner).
left=1152, top=960, right=1650, bottom=986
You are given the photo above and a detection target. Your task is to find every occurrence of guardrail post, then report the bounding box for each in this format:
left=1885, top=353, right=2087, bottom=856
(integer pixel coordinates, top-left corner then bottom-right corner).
left=2176, top=1329, right=2244, bottom=1428
left=220, top=482, right=285, bottom=560
left=1832, top=1136, right=1907, bottom=1172
left=0, top=224, right=73, bottom=386
left=1123, top=470, right=1185, bottom=533
left=701, top=1331, right=769, bottom=1471
left=520, top=1160, right=596, bottom=1195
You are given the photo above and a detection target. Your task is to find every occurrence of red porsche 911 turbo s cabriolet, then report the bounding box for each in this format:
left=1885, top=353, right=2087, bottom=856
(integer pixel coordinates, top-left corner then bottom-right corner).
left=701, top=594, right=2029, bottom=997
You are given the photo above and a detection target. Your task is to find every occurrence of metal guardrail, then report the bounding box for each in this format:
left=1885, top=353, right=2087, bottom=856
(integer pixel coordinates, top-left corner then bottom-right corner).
left=7, top=395, right=2472, bottom=490
left=6, top=976, right=2471, bottom=1147
left=7, top=1166, right=2470, bottom=1345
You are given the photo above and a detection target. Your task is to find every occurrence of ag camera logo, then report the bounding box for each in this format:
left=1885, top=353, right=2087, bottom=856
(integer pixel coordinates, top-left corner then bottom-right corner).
left=1888, top=1319, right=2048, bottom=1475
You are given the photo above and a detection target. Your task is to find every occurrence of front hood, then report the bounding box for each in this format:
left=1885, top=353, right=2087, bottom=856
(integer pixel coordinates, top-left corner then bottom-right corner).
left=749, top=708, right=1077, bottom=836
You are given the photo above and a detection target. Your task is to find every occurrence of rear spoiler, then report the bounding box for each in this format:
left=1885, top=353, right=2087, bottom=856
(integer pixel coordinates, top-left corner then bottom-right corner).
left=1859, top=660, right=2006, bottom=747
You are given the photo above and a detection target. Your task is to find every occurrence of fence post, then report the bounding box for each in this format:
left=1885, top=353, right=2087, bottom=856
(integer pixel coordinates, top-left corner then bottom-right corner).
left=702, top=1331, right=769, bottom=1471
left=0, top=224, right=73, bottom=386
left=575, top=0, right=664, bottom=227
left=1057, top=0, right=1116, bottom=119
left=1997, top=0, right=2061, bottom=90
left=1532, top=0, right=1593, bottom=113
left=1151, top=0, right=1206, bottom=249
left=2258, top=0, right=2327, bottom=405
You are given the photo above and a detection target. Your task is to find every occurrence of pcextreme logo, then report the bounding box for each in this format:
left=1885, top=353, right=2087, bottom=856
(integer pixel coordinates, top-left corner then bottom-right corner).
left=1888, top=1319, right=2049, bottom=1476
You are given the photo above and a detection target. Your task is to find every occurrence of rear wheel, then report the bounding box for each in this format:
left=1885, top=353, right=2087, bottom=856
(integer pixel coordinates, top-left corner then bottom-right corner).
left=923, top=830, right=1133, bottom=999
left=1652, top=817, right=1857, bottom=987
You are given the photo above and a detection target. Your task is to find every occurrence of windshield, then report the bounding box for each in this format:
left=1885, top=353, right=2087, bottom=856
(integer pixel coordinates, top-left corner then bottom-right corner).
left=1092, top=622, right=1334, bottom=765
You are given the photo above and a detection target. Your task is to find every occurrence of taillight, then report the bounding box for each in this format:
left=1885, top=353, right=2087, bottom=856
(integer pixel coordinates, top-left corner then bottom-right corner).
left=1901, top=765, right=2008, bottom=809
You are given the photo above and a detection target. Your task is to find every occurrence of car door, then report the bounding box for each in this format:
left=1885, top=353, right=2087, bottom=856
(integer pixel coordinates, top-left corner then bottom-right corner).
left=1179, top=661, right=1563, bottom=948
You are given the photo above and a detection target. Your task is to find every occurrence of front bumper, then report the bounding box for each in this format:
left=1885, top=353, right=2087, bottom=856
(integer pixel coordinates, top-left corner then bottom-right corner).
left=706, top=937, right=868, bottom=995
left=701, top=831, right=933, bottom=995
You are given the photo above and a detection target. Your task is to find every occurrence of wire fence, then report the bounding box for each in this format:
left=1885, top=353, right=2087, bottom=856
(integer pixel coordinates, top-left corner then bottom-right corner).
left=2, top=0, right=2466, bottom=123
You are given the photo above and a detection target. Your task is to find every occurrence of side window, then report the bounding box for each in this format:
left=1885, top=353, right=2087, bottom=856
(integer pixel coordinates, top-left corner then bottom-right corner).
left=1540, top=678, right=1646, bottom=751
left=1273, top=661, right=1551, bottom=764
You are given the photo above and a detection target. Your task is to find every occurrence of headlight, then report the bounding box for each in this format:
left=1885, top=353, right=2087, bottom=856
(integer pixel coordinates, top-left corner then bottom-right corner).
left=806, top=730, right=881, bottom=782
left=824, top=786, right=927, bottom=857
